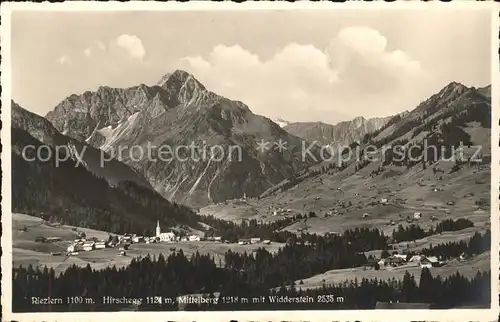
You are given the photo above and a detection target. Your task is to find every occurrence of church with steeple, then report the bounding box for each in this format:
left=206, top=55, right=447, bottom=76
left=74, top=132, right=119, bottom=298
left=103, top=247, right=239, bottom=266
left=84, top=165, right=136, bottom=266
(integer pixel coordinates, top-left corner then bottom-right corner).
left=156, top=220, right=161, bottom=238
left=155, top=220, right=176, bottom=242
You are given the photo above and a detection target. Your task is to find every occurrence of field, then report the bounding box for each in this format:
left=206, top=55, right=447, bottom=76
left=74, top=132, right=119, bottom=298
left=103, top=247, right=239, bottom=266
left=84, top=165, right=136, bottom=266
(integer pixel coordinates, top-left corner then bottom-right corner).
left=294, top=251, right=491, bottom=290
left=11, top=213, right=284, bottom=274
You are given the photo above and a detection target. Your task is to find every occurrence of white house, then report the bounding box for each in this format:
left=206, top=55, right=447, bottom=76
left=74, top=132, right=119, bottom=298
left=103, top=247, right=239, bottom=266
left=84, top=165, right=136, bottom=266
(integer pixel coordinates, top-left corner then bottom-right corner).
left=409, top=255, right=422, bottom=263
left=413, top=212, right=422, bottom=219
left=159, top=232, right=176, bottom=242
left=380, top=198, right=388, bottom=204
left=250, top=237, right=261, bottom=244
left=214, top=236, right=222, bottom=242
left=238, top=239, right=250, bottom=245
left=83, top=245, right=94, bottom=252
left=132, top=236, right=144, bottom=243
left=189, top=235, right=201, bottom=242
left=67, top=244, right=77, bottom=253
left=377, top=259, right=386, bottom=269
left=420, top=256, right=439, bottom=268
left=393, top=254, right=407, bottom=261
left=262, top=240, right=271, bottom=245
left=95, top=242, right=106, bottom=249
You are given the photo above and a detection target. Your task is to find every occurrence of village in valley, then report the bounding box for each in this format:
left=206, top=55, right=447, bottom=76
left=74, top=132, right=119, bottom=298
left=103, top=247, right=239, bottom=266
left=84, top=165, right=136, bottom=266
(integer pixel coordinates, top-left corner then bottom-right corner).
left=13, top=212, right=282, bottom=274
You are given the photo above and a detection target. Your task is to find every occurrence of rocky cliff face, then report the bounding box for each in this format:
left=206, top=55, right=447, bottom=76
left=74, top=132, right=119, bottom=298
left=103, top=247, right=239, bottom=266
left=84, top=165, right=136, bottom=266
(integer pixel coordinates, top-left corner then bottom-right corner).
left=284, top=115, right=393, bottom=146
left=45, top=70, right=320, bottom=207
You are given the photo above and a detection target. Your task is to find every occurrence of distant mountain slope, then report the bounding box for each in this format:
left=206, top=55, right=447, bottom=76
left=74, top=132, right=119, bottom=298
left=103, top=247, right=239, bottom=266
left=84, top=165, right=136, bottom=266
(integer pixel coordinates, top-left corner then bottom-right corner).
left=12, top=102, right=151, bottom=189
left=371, top=82, right=491, bottom=148
left=200, top=82, right=491, bottom=228
left=284, top=116, right=393, bottom=146
left=46, top=70, right=321, bottom=207
left=11, top=126, right=204, bottom=235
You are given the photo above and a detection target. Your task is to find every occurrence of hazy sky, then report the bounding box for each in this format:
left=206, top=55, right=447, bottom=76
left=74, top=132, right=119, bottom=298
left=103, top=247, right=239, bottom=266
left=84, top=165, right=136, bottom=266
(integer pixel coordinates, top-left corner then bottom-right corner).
left=11, top=9, right=491, bottom=124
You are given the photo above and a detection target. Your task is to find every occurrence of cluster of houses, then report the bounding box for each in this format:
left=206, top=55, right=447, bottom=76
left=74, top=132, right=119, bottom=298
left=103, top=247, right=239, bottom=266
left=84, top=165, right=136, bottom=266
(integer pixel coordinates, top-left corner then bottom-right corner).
left=271, top=207, right=293, bottom=217
left=62, top=221, right=225, bottom=256
left=40, top=220, right=274, bottom=257
left=237, top=237, right=271, bottom=245
left=365, top=254, right=445, bottom=270
left=66, top=238, right=109, bottom=255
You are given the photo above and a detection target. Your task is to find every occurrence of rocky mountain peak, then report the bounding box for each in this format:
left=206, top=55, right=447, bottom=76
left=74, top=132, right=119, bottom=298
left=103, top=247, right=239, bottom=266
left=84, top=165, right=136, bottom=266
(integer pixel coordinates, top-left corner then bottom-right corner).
left=157, top=69, right=206, bottom=91
left=157, top=69, right=208, bottom=107
left=351, top=116, right=366, bottom=128
left=436, top=81, right=468, bottom=101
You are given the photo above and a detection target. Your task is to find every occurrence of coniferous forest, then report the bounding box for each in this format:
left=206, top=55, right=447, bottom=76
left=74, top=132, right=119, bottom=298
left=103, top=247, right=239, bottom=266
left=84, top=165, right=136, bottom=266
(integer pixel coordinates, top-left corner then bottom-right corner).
left=13, top=229, right=491, bottom=312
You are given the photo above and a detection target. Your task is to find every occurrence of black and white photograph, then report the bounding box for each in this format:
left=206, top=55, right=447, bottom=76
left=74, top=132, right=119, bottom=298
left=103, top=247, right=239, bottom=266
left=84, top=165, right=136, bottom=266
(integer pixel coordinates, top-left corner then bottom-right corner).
left=1, top=2, right=499, bottom=321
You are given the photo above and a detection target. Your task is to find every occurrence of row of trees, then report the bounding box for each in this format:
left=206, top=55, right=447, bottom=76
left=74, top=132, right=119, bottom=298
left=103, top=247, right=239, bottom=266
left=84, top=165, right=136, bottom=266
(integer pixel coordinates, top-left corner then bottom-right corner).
left=392, top=218, right=475, bottom=243
left=418, top=230, right=491, bottom=260
left=198, top=269, right=490, bottom=311
left=12, top=254, right=490, bottom=312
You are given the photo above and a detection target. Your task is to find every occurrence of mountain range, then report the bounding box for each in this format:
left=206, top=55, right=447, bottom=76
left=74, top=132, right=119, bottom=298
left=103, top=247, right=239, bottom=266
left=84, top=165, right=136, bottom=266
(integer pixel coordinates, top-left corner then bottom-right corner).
left=11, top=68, right=491, bottom=234
left=44, top=70, right=321, bottom=207
left=283, top=115, right=395, bottom=146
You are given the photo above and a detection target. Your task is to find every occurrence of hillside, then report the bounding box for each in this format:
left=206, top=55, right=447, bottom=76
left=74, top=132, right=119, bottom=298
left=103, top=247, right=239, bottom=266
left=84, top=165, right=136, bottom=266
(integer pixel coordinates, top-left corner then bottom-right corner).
left=284, top=115, right=393, bottom=146
left=45, top=70, right=321, bottom=207
left=12, top=102, right=151, bottom=189
left=11, top=125, right=205, bottom=235
left=200, top=82, right=491, bottom=237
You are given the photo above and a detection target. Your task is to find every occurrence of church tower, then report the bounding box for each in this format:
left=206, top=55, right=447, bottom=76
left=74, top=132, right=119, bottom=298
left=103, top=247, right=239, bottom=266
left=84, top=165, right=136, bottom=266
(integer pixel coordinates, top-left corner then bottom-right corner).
left=156, top=220, right=161, bottom=237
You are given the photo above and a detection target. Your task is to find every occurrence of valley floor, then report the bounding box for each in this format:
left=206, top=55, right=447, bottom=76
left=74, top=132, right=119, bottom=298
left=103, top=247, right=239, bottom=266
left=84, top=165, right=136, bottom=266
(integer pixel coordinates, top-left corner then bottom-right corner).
left=11, top=213, right=284, bottom=274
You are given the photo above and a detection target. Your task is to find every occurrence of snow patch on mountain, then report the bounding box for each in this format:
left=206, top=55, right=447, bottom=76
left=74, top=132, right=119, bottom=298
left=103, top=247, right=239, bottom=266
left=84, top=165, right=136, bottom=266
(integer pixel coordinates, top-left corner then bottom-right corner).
left=271, top=117, right=291, bottom=128
left=98, top=112, right=140, bottom=152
